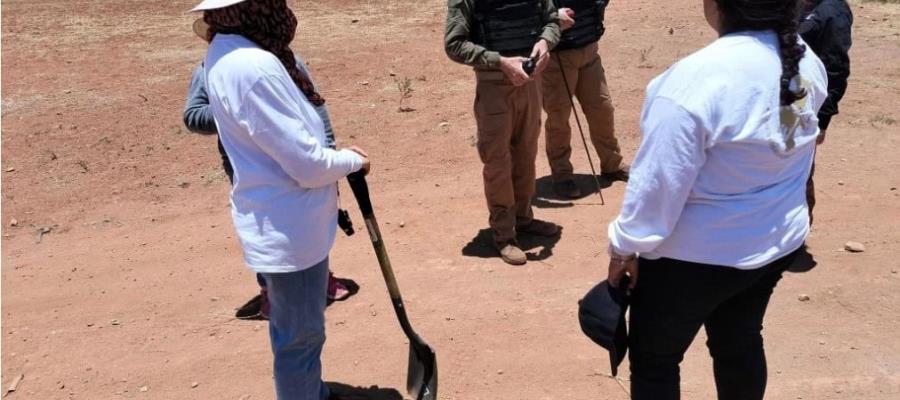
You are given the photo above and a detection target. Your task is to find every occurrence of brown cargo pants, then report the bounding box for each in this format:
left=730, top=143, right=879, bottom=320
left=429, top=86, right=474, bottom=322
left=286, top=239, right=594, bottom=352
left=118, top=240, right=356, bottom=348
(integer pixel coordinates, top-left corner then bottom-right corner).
left=542, top=42, right=623, bottom=181
left=474, top=70, right=541, bottom=246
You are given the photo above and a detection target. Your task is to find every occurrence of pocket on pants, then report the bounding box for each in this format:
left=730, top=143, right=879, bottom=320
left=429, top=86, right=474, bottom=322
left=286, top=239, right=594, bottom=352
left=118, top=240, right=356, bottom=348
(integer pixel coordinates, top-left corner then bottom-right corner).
left=476, top=112, right=512, bottom=164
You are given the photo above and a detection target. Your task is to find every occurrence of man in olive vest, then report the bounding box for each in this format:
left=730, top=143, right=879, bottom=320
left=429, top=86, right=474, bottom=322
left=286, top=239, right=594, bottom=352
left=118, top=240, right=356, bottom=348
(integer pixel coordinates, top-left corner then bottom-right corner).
left=544, top=0, right=628, bottom=199
left=445, top=0, right=561, bottom=265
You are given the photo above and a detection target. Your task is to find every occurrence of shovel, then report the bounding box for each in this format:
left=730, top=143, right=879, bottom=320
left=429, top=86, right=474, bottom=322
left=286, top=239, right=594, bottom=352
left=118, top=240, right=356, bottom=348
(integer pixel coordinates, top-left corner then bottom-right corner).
left=347, top=171, right=438, bottom=400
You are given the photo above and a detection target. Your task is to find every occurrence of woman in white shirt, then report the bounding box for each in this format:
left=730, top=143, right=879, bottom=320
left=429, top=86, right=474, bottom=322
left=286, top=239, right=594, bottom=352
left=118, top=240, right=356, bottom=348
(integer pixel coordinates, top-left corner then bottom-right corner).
left=605, top=0, right=827, bottom=398
left=191, top=0, right=368, bottom=398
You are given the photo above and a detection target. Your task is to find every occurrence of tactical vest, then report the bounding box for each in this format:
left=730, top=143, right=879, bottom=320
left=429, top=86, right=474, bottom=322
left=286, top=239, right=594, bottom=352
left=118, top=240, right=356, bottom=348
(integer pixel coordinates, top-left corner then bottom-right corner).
left=472, top=0, right=546, bottom=57
left=556, top=0, right=607, bottom=51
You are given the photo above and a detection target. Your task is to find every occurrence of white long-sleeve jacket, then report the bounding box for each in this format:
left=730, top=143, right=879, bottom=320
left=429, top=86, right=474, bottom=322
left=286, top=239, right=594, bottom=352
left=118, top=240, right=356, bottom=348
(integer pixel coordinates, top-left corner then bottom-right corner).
left=205, top=34, right=363, bottom=273
left=609, top=31, right=828, bottom=269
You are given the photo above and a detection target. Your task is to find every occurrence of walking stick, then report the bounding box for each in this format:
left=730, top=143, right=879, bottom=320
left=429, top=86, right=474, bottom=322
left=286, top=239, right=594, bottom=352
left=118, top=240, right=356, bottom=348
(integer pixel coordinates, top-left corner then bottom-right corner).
left=347, top=171, right=438, bottom=400
left=555, top=52, right=606, bottom=205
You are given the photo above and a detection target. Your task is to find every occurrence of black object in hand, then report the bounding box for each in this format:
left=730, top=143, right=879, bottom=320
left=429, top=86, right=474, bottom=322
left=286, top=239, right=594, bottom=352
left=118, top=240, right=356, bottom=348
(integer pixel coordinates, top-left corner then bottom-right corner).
left=338, top=208, right=355, bottom=236
left=522, top=57, right=536, bottom=75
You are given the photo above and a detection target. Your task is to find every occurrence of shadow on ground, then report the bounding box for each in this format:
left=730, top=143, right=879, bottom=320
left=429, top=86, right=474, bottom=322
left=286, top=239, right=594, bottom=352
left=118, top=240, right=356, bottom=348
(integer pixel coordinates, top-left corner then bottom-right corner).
left=786, top=244, right=818, bottom=273
left=533, top=173, right=614, bottom=209
left=462, top=227, right=562, bottom=262
left=326, top=382, right=403, bottom=400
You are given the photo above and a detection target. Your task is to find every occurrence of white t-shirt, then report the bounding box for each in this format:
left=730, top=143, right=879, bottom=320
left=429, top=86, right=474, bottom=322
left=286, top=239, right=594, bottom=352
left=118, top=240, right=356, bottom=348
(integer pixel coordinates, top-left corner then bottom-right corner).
left=608, top=31, right=828, bottom=269
left=205, top=34, right=363, bottom=273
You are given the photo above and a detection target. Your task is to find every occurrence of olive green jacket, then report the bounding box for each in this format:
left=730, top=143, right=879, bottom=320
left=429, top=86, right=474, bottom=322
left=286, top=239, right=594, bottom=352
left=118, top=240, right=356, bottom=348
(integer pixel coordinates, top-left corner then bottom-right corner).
left=444, top=0, right=560, bottom=70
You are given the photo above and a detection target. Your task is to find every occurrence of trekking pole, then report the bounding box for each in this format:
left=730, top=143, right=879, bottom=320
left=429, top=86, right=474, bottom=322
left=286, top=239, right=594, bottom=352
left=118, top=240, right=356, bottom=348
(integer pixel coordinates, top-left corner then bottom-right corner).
left=555, top=52, right=605, bottom=205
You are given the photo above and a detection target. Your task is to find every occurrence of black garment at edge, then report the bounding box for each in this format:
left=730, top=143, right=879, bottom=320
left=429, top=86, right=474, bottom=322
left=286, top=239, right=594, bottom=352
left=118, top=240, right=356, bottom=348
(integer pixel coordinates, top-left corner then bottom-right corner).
left=628, top=248, right=800, bottom=400
left=472, top=0, right=547, bottom=56
left=800, top=0, right=852, bottom=131
left=555, top=0, right=608, bottom=51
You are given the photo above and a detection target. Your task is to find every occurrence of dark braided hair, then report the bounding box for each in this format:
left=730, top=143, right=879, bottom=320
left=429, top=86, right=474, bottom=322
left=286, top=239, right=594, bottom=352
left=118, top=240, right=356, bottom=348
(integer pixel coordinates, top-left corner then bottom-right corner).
left=203, top=0, right=325, bottom=106
left=715, top=0, right=807, bottom=106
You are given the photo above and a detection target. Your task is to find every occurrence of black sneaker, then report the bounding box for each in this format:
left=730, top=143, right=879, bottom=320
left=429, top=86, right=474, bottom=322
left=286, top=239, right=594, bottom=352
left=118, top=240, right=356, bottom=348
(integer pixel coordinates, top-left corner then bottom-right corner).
left=553, top=179, right=582, bottom=199
left=235, top=293, right=268, bottom=320
left=601, top=165, right=630, bottom=182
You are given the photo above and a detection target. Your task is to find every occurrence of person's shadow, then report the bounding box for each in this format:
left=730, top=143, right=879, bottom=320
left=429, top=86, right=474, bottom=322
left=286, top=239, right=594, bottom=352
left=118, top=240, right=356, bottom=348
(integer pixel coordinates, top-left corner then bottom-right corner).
left=326, top=382, right=403, bottom=400
left=461, top=227, right=562, bottom=262
left=787, top=244, right=818, bottom=273
left=532, top=173, right=613, bottom=209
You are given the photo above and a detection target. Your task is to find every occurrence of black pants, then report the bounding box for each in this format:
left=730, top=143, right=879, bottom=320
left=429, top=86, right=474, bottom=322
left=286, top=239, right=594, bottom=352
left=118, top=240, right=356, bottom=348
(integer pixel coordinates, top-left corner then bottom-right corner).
left=628, top=249, right=799, bottom=400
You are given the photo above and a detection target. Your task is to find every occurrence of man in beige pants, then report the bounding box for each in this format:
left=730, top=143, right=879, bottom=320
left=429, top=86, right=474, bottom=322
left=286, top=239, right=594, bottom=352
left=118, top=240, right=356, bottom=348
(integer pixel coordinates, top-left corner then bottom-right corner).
left=445, top=0, right=561, bottom=265
left=544, top=1, right=628, bottom=199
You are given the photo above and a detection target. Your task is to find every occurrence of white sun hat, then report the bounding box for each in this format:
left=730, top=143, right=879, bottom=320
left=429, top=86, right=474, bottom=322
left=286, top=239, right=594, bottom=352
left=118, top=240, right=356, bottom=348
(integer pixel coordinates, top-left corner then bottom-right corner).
left=190, top=0, right=249, bottom=12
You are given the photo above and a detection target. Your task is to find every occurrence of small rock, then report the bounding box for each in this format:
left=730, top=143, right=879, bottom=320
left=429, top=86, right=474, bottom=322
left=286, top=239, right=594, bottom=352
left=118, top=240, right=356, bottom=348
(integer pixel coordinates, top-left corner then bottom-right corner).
left=844, top=241, right=866, bottom=253
left=837, top=181, right=844, bottom=186
left=139, top=386, right=149, bottom=392
left=668, top=27, right=674, bottom=35
left=5, top=167, right=15, bottom=172
left=399, top=221, right=406, bottom=228
left=497, top=369, right=504, bottom=375
left=9, top=218, right=18, bottom=227
left=818, top=339, right=826, bottom=345
left=191, top=382, right=199, bottom=388
left=351, top=19, right=360, bottom=23
left=798, top=294, right=810, bottom=302
left=110, top=319, right=120, bottom=326
left=438, top=122, right=450, bottom=128
left=890, top=187, right=897, bottom=191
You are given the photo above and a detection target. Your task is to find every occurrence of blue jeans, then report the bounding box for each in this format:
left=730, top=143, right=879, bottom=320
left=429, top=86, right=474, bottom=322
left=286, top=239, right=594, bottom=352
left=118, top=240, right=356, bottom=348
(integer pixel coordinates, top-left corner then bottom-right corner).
left=262, top=258, right=330, bottom=400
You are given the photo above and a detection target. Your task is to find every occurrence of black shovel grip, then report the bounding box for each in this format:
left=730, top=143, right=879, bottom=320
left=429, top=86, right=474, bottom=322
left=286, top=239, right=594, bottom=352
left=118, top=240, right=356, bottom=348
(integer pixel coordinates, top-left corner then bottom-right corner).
left=347, top=170, right=374, bottom=218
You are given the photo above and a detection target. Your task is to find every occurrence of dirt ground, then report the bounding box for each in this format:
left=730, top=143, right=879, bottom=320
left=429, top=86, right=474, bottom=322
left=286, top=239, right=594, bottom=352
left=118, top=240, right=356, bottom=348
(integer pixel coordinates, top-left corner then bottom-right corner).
left=2, top=0, right=899, bottom=399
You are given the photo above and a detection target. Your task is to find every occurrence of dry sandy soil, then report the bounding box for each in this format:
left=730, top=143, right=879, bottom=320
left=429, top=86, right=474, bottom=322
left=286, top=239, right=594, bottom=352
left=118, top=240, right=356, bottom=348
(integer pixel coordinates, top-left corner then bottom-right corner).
left=2, top=0, right=899, bottom=399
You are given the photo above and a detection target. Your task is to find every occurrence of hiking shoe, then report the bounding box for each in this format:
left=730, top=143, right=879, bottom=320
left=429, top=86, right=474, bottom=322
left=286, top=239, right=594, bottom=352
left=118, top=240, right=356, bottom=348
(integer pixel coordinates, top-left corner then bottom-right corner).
left=235, top=292, right=269, bottom=320
left=517, top=219, right=560, bottom=237
left=601, top=165, right=630, bottom=182
left=328, top=272, right=351, bottom=302
left=553, top=179, right=582, bottom=199
left=498, top=243, right=527, bottom=265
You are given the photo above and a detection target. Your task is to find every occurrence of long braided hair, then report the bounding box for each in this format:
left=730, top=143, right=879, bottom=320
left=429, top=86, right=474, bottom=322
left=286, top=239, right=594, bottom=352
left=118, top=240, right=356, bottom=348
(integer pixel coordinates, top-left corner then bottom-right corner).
left=203, top=0, right=325, bottom=106
left=715, top=0, right=807, bottom=106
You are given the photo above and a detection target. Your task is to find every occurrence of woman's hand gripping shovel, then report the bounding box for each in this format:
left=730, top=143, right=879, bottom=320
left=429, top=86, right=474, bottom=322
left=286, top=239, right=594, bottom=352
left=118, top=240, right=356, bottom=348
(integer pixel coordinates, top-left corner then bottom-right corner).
left=347, top=170, right=438, bottom=400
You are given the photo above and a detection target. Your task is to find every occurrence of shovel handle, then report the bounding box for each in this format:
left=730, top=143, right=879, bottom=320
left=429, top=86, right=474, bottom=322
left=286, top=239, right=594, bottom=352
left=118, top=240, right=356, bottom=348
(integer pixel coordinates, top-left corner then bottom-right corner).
left=347, top=171, right=403, bottom=301
left=347, top=171, right=374, bottom=217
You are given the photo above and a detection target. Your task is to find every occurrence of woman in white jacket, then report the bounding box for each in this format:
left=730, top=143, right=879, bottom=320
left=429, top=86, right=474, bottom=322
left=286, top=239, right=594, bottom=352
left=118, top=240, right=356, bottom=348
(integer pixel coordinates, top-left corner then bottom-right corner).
left=605, top=0, right=827, bottom=398
left=191, top=0, right=369, bottom=398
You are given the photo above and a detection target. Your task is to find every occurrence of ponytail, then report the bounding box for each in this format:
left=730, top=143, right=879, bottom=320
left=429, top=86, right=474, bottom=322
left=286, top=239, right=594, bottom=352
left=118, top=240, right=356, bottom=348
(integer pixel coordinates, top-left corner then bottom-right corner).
left=775, top=11, right=807, bottom=106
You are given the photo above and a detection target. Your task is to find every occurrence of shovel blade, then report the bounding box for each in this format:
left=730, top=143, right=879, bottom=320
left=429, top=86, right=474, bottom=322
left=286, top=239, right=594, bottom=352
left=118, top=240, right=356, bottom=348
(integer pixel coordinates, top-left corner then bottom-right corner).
left=407, top=340, right=438, bottom=400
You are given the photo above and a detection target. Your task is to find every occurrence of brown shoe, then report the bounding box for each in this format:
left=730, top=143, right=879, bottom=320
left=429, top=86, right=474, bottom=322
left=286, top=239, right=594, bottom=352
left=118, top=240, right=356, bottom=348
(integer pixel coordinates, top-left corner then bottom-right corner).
left=498, top=243, right=527, bottom=265
left=553, top=179, right=582, bottom=199
left=517, top=219, right=560, bottom=237
left=601, top=164, right=630, bottom=182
